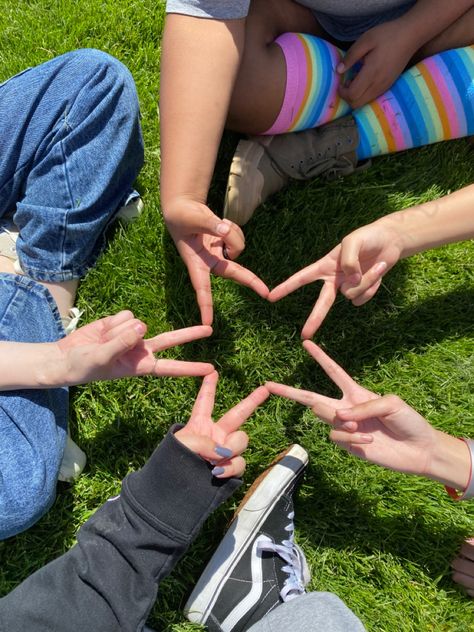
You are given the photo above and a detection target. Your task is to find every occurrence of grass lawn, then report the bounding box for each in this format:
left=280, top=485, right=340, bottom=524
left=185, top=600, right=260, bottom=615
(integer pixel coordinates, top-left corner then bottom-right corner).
left=1, top=2, right=474, bottom=630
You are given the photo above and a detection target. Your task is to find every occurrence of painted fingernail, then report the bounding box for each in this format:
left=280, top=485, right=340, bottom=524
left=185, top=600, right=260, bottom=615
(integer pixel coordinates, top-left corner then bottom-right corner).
left=215, top=446, right=233, bottom=458
left=216, top=223, right=230, bottom=236
left=212, top=466, right=226, bottom=477
left=222, top=245, right=230, bottom=260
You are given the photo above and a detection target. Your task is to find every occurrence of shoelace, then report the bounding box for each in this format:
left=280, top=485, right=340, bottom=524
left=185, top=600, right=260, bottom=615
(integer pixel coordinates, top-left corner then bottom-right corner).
left=256, top=510, right=311, bottom=602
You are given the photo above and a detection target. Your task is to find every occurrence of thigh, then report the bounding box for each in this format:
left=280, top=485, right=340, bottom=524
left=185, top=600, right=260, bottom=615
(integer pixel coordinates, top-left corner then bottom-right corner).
left=228, top=0, right=326, bottom=133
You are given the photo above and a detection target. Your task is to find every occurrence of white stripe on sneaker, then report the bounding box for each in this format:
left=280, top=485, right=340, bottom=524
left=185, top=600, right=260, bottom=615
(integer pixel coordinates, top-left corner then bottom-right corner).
left=220, top=535, right=272, bottom=632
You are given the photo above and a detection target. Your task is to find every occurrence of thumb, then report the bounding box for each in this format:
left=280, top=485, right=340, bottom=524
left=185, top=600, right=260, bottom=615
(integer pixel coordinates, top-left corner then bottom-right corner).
left=340, top=234, right=363, bottom=285
left=337, top=395, right=401, bottom=423
left=337, top=39, right=369, bottom=74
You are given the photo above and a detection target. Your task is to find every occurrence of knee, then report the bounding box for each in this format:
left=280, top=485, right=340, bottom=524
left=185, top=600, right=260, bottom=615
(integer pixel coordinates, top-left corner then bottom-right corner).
left=0, top=472, right=56, bottom=539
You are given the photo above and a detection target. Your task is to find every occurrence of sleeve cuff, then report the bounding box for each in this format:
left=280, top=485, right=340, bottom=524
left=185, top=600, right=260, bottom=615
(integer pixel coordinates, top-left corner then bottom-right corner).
left=166, top=0, right=250, bottom=19
left=122, top=425, right=241, bottom=539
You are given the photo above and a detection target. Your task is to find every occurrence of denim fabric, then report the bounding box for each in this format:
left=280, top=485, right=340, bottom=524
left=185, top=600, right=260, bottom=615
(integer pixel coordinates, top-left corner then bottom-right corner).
left=0, top=274, right=68, bottom=539
left=0, top=48, right=144, bottom=282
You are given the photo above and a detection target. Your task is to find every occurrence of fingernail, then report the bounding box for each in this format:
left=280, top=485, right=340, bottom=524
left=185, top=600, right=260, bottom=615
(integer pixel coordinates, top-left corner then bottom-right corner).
left=134, top=322, right=146, bottom=334
left=337, top=62, right=345, bottom=73
left=376, top=261, right=387, bottom=274
left=360, top=434, right=373, bottom=443
left=215, top=446, right=233, bottom=458
left=216, top=223, right=230, bottom=236
left=212, top=466, right=226, bottom=477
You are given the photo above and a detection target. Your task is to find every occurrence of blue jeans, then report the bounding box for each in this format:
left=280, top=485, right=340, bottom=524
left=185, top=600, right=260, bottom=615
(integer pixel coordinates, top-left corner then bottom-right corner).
left=0, top=49, right=144, bottom=539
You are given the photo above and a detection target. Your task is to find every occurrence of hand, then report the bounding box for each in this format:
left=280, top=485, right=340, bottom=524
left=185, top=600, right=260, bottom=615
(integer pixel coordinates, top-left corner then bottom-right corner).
left=165, top=198, right=269, bottom=325
left=266, top=341, right=430, bottom=474
left=452, top=539, right=474, bottom=598
left=268, top=219, right=403, bottom=338
left=50, top=310, right=214, bottom=386
left=175, top=371, right=269, bottom=478
left=337, top=20, right=417, bottom=108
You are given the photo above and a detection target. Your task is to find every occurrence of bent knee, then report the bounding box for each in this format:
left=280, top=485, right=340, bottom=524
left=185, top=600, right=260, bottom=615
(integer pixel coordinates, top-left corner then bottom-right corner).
left=0, top=476, right=56, bottom=539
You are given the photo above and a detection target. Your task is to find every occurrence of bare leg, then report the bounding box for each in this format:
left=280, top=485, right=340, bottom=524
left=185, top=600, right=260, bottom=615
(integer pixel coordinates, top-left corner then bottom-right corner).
left=414, top=8, right=474, bottom=61
left=227, top=0, right=326, bottom=134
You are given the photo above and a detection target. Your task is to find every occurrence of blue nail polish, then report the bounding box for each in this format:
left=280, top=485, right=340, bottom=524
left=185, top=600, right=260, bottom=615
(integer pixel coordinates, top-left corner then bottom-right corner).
left=215, top=446, right=233, bottom=458
left=212, top=466, right=225, bottom=477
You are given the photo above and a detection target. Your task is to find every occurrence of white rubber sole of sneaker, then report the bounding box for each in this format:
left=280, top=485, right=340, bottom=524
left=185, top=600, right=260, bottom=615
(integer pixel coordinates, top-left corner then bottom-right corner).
left=185, top=444, right=308, bottom=626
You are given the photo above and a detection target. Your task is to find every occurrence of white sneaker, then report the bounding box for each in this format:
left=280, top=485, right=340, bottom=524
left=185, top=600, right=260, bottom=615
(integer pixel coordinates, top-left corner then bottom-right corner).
left=0, top=219, right=22, bottom=272
left=115, top=196, right=144, bottom=224
left=58, top=434, right=87, bottom=483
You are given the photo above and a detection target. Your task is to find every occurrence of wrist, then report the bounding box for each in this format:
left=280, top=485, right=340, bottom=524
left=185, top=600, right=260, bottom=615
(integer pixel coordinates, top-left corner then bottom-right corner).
left=36, top=343, right=69, bottom=388
left=426, top=430, right=471, bottom=490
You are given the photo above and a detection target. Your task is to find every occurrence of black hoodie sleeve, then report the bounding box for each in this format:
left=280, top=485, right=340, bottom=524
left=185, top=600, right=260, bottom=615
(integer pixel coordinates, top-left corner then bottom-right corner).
left=0, top=425, right=241, bottom=631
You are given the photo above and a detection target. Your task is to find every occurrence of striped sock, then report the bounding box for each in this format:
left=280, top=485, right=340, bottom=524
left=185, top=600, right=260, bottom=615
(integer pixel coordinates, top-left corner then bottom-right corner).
left=265, top=33, right=351, bottom=134
left=354, top=45, right=474, bottom=160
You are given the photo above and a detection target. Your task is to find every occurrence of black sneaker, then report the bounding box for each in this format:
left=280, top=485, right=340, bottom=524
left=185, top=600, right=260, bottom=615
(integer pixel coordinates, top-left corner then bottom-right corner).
left=185, top=444, right=310, bottom=631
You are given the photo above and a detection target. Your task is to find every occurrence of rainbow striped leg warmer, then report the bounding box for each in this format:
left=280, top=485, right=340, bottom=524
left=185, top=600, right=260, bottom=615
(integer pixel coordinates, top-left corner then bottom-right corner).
left=354, top=45, right=474, bottom=160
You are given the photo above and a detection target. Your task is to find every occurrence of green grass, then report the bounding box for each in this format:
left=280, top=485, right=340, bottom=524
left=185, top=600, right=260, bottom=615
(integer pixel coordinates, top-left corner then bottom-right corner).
left=1, top=2, right=474, bottom=630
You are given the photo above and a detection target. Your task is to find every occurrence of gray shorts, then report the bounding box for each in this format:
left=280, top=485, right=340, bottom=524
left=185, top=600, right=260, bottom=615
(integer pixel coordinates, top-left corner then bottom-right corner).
left=312, top=1, right=416, bottom=42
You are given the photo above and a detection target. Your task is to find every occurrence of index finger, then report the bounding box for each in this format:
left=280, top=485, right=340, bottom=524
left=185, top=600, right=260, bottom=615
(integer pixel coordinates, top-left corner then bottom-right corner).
left=213, top=259, right=269, bottom=299
left=265, top=381, right=336, bottom=423
left=301, top=280, right=338, bottom=339
left=190, top=371, right=218, bottom=419
left=217, top=386, right=269, bottom=433
left=146, top=325, right=213, bottom=353
left=268, top=260, right=325, bottom=302
left=303, top=341, right=358, bottom=394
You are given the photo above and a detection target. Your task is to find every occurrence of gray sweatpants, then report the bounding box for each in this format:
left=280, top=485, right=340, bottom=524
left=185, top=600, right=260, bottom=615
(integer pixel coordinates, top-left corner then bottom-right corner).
left=247, top=592, right=366, bottom=632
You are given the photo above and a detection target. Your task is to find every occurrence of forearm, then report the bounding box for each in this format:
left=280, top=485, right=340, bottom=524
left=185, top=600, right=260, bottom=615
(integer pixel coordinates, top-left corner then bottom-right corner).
left=398, top=0, right=474, bottom=50
left=0, top=427, right=240, bottom=631
left=426, top=429, right=471, bottom=490
left=160, top=14, right=245, bottom=214
left=378, top=184, right=474, bottom=258
left=0, top=341, right=61, bottom=390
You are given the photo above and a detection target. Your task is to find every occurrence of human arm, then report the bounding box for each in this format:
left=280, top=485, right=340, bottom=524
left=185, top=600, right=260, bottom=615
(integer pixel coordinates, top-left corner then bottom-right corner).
left=266, top=341, right=471, bottom=490
left=268, top=184, right=474, bottom=338
left=0, top=376, right=269, bottom=631
left=160, top=11, right=269, bottom=325
left=0, top=310, right=215, bottom=390
left=338, top=0, right=474, bottom=108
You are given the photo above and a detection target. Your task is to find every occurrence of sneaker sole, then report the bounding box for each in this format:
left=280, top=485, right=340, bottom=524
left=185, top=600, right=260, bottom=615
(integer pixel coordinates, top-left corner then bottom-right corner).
left=223, top=140, right=266, bottom=226
left=185, top=444, right=308, bottom=625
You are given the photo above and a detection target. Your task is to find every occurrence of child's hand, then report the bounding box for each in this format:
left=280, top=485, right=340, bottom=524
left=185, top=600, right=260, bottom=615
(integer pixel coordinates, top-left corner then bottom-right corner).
left=175, top=371, right=269, bottom=478
left=337, top=20, right=417, bottom=108
left=50, top=310, right=214, bottom=386
left=164, top=197, right=269, bottom=326
left=266, top=342, right=471, bottom=487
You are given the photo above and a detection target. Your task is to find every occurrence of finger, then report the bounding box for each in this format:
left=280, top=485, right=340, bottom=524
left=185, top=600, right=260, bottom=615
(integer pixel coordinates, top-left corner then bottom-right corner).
left=341, top=261, right=387, bottom=301
left=265, top=381, right=336, bottom=423
left=213, top=258, right=269, bottom=299
left=452, top=570, right=474, bottom=591
left=352, top=277, right=383, bottom=307
left=103, top=317, right=147, bottom=342
left=330, top=429, right=374, bottom=444
left=452, top=557, right=474, bottom=580
left=96, top=321, right=147, bottom=365
left=190, top=371, right=218, bottom=418
left=337, top=40, right=371, bottom=74
left=98, top=310, right=135, bottom=334
left=186, top=257, right=213, bottom=326
left=146, top=325, right=213, bottom=353
left=217, top=386, right=270, bottom=433
left=153, top=359, right=215, bottom=377
left=301, top=281, right=338, bottom=339
left=302, top=341, right=358, bottom=394
left=222, top=430, right=249, bottom=456
left=336, top=395, right=400, bottom=423
left=339, top=69, right=372, bottom=107
left=219, top=219, right=246, bottom=260
left=181, top=205, right=246, bottom=259
left=268, top=261, right=324, bottom=302
left=339, top=235, right=363, bottom=281
left=174, top=432, right=230, bottom=462
left=212, top=455, right=246, bottom=478
left=458, top=539, right=474, bottom=562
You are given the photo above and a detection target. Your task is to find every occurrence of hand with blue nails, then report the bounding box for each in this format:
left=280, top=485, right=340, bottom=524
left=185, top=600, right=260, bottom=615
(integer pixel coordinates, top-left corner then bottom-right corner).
left=175, top=371, right=270, bottom=478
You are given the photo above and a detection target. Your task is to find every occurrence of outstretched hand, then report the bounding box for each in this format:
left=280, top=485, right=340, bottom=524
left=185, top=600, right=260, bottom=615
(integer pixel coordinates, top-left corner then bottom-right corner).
left=266, top=341, right=443, bottom=478
left=165, top=199, right=269, bottom=325
left=53, top=310, right=214, bottom=386
left=175, top=371, right=270, bottom=478
left=268, top=219, right=403, bottom=338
